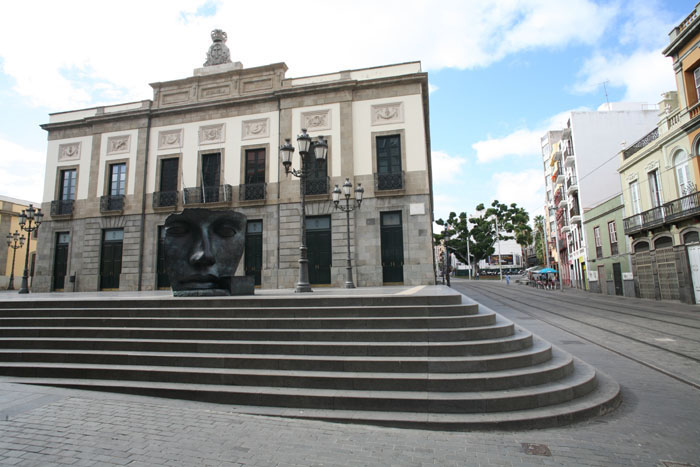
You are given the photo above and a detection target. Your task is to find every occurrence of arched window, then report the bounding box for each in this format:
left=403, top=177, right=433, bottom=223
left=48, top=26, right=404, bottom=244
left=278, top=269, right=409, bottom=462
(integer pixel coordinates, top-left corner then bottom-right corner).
left=684, top=231, right=700, bottom=244
left=673, top=150, right=693, bottom=196
left=634, top=241, right=650, bottom=252
left=654, top=236, right=673, bottom=249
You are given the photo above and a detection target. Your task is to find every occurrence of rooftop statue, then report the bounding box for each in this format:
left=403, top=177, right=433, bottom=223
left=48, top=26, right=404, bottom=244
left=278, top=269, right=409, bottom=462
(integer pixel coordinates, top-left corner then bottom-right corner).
left=163, top=208, right=253, bottom=296
left=203, top=29, right=232, bottom=66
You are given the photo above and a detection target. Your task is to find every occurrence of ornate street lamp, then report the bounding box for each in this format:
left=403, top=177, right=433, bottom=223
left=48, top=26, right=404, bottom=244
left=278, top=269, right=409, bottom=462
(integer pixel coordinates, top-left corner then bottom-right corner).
left=332, top=178, right=364, bottom=288
left=280, top=129, right=328, bottom=293
left=6, top=230, right=25, bottom=290
left=18, top=204, right=43, bottom=294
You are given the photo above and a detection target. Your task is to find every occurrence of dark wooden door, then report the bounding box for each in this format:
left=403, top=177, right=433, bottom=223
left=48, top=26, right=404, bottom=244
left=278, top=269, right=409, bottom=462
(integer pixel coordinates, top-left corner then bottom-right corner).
left=612, top=262, right=623, bottom=296
left=156, top=226, right=170, bottom=289
left=307, top=216, right=331, bottom=285
left=53, top=232, right=70, bottom=291
left=245, top=220, right=263, bottom=286
left=381, top=211, right=404, bottom=283
left=100, top=230, right=123, bottom=290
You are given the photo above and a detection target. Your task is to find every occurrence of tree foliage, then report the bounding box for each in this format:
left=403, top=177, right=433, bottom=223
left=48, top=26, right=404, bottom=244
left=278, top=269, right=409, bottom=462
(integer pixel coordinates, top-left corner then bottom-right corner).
left=533, top=215, right=545, bottom=265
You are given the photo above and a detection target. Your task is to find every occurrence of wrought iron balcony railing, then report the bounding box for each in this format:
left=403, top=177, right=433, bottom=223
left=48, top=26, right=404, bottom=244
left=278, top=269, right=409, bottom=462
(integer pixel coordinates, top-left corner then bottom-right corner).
left=304, top=177, right=329, bottom=196
left=240, top=182, right=266, bottom=201
left=100, top=195, right=124, bottom=213
left=152, top=191, right=178, bottom=209
left=183, top=185, right=232, bottom=205
left=51, top=199, right=74, bottom=216
left=375, top=171, right=404, bottom=191
left=664, top=190, right=700, bottom=223
left=622, top=191, right=698, bottom=235
left=623, top=127, right=659, bottom=160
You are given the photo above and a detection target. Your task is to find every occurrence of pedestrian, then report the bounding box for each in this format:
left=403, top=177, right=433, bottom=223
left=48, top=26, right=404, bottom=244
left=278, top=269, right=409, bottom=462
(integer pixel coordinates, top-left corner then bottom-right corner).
left=505, top=274, right=510, bottom=285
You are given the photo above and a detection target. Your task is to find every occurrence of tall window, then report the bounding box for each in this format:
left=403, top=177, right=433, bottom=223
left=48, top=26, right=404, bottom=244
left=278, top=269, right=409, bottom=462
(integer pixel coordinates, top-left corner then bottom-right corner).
left=201, top=152, right=221, bottom=202
left=608, top=221, right=618, bottom=256
left=376, top=134, right=402, bottom=190
left=674, top=150, right=692, bottom=196
left=695, top=68, right=700, bottom=101
left=648, top=169, right=663, bottom=208
left=59, top=169, right=76, bottom=200
left=160, top=158, right=178, bottom=193
left=109, top=163, right=126, bottom=196
left=630, top=181, right=641, bottom=214
left=243, top=148, right=266, bottom=200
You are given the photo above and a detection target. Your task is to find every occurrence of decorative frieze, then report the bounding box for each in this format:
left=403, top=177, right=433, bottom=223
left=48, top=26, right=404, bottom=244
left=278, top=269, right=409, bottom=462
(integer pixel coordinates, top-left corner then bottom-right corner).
left=645, top=160, right=660, bottom=172
left=161, top=91, right=189, bottom=105
left=199, top=123, right=225, bottom=145
left=242, top=118, right=269, bottom=140
left=200, top=84, right=232, bottom=100
left=626, top=173, right=638, bottom=183
left=158, top=129, right=183, bottom=150
left=371, top=102, right=404, bottom=126
left=107, top=135, right=130, bottom=155
left=301, top=110, right=331, bottom=131
left=58, top=142, right=81, bottom=161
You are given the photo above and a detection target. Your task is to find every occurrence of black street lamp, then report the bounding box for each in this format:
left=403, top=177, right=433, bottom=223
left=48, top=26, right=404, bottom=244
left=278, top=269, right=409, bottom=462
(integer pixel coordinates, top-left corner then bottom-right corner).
left=6, top=230, right=25, bottom=290
left=332, top=178, right=364, bottom=288
left=18, top=204, right=43, bottom=294
left=280, top=128, right=328, bottom=293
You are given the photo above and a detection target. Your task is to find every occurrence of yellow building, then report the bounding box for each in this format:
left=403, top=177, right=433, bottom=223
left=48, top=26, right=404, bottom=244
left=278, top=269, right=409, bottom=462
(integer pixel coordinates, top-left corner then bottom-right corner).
left=617, top=4, right=700, bottom=303
left=0, top=196, right=39, bottom=290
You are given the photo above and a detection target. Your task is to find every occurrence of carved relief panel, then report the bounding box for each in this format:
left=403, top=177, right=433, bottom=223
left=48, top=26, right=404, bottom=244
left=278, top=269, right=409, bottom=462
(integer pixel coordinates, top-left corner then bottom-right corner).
left=199, top=124, right=225, bottom=145
left=301, top=110, right=331, bottom=132
left=58, top=142, right=81, bottom=161
left=242, top=118, right=269, bottom=140
left=158, top=129, right=184, bottom=150
left=371, top=102, right=404, bottom=126
left=107, top=135, right=130, bottom=155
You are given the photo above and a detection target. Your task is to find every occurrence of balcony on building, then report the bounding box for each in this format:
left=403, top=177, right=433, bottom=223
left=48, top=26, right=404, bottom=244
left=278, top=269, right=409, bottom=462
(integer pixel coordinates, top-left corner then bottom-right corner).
left=566, top=174, right=578, bottom=196
left=563, top=144, right=576, bottom=168
left=100, top=195, right=124, bottom=213
left=152, top=190, right=179, bottom=209
left=623, top=191, right=700, bottom=235
left=622, top=127, right=659, bottom=160
left=375, top=172, right=404, bottom=192
left=50, top=199, right=74, bottom=216
left=183, top=184, right=233, bottom=205
left=305, top=176, right=330, bottom=196
left=239, top=182, right=267, bottom=201
left=569, top=204, right=581, bottom=224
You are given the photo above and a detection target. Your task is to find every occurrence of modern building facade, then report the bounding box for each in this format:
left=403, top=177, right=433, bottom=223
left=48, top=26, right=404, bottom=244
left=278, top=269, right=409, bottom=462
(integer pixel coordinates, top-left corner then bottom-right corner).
left=33, top=32, right=435, bottom=292
left=0, top=196, right=38, bottom=289
left=617, top=5, right=700, bottom=304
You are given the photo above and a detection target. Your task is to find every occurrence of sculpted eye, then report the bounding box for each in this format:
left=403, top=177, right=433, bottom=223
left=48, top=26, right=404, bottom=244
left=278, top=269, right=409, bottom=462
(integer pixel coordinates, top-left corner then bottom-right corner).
left=166, top=223, right=190, bottom=236
left=214, top=221, right=237, bottom=237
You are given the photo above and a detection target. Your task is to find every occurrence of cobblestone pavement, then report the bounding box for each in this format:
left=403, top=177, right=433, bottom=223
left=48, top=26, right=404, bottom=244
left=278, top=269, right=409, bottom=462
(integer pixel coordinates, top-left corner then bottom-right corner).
left=1, top=283, right=699, bottom=466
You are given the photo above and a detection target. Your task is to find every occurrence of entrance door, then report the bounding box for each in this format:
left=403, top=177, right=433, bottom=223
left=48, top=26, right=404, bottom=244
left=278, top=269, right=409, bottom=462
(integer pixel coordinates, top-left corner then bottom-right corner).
left=657, top=247, right=680, bottom=301
left=597, top=265, right=606, bottom=294
left=307, top=216, right=331, bottom=285
left=245, top=220, right=263, bottom=286
left=156, top=226, right=170, bottom=289
left=687, top=245, right=700, bottom=303
left=53, top=232, right=70, bottom=291
left=100, top=229, right=123, bottom=290
left=381, top=211, right=404, bottom=283
left=612, top=263, right=623, bottom=296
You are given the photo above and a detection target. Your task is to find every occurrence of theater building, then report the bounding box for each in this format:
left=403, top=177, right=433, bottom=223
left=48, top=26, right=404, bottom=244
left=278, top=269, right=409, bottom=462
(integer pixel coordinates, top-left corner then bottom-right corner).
left=32, top=31, right=436, bottom=292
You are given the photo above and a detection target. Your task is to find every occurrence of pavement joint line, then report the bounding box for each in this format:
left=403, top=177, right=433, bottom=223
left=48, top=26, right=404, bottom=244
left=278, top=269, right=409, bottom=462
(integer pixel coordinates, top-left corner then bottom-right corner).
left=397, top=286, right=426, bottom=295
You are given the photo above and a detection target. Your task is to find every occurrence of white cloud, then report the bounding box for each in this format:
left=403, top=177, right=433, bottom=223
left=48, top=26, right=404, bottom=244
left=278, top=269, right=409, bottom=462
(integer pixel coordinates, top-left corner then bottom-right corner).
left=431, top=150, right=467, bottom=184
left=493, top=169, right=545, bottom=219
left=472, top=129, right=542, bottom=163
left=428, top=83, right=439, bottom=94
left=0, top=137, right=45, bottom=203
left=0, top=0, right=620, bottom=111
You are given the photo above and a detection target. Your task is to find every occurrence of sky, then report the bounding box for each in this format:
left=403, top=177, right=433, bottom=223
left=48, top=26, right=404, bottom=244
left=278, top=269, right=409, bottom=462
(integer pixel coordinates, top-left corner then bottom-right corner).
left=0, top=0, right=692, bottom=229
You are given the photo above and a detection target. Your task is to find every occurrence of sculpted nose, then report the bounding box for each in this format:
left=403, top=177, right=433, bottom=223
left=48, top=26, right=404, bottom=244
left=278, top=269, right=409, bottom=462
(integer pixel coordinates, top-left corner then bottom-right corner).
left=189, top=233, right=215, bottom=266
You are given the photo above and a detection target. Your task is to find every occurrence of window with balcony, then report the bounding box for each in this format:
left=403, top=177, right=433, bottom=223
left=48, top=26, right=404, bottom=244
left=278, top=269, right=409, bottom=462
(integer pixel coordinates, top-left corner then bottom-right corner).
left=608, top=221, right=618, bottom=255
left=648, top=169, right=663, bottom=208
left=376, top=134, right=403, bottom=190
left=154, top=157, right=179, bottom=208
left=673, top=150, right=693, bottom=196
left=594, top=226, right=602, bottom=258
left=102, top=163, right=126, bottom=212
left=695, top=67, right=700, bottom=101
left=243, top=148, right=266, bottom=200
left=52, top=168, right=76, bottom=215
left=630, top=181, right=641, bottom=214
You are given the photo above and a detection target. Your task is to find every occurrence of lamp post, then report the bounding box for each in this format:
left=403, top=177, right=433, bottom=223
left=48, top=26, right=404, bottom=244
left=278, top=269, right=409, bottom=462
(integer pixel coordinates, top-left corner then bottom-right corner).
left=6, top=230, right=25, bottom=290
left=280, top=129, right=328, bottom=293
left=18, top=204, right=43, bottom=294
left=332, top=178, right=364, bottom=288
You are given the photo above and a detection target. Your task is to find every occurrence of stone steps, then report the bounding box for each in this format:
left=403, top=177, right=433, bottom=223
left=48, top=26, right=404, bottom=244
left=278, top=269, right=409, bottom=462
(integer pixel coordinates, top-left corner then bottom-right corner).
left=0, top=289, right=620, bottom=429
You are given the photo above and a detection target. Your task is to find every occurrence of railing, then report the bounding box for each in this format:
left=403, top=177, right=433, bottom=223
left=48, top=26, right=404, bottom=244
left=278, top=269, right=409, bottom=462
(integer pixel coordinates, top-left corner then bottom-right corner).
left=679, top=8, right=698, bottom=32
left=152, top=191, right=178, bottom=208
left=100, top=195, right=124, bottom=213
left=623, top=213, right=643, bottom=234
left=51, top=199, right=74, bottom=216
left=667, top=109, right=682, bottom=130
left=305, top=177, right=329, bottom=196
left=375, top=172, right=404, bottom=191
left=553, top=189, right=562, bottom=207
left=569, top=205, right=580, bottom=218
left=240, top=182, right=266, bottom=201
left=664, top=190, right=700, bottom=222
left=623, top=127, right=659, bottom=160
left=690, top=102, right=700, bottom=120
left=183, top=184, right=232, bottom=205
left=567, top=174, right=577, bottom=187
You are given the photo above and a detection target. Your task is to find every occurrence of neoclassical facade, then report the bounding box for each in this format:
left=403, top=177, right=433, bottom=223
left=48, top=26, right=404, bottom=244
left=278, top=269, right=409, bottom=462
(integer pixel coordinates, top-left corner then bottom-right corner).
left=33, top=37, right=435, bottom=292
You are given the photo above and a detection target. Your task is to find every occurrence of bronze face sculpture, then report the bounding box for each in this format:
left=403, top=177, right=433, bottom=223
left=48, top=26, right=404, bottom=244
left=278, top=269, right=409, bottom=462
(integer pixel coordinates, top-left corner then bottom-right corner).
left=163, top=208, right=248, bottom=296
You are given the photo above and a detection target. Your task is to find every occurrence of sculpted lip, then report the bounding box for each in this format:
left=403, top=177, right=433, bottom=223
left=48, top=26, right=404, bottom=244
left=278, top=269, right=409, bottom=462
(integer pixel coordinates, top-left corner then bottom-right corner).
left=180, top=274, right=219, bottom=288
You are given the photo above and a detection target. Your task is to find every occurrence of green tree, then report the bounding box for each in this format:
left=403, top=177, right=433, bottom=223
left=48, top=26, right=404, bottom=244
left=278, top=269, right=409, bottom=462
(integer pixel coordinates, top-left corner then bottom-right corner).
left=533, top=215, right=546, bottom=265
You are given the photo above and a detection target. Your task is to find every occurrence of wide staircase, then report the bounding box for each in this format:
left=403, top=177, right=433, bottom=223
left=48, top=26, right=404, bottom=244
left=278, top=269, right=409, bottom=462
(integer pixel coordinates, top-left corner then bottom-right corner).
left=0, top=289, right=620, bottom=429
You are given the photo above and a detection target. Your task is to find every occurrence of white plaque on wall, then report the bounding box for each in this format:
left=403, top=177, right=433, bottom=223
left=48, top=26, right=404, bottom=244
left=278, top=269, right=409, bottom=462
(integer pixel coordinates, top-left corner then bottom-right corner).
left=242, top=118, right=269, bottom=140
left=158, top=129, right=183, bottom=150
left=199, top=123, right=225, bottom=145
left=622, top=272, right=633, bottom=280
left=58, top=142, right=81, bottom=161
left=409, top=203, right=425, bottom=216
left=588, top=271, right=598, bottom=281
left=106, top=135, right=130, bottom=155
left=301, top=110, right=331, bottom=131
left=371, top=102, right=404, bottom=126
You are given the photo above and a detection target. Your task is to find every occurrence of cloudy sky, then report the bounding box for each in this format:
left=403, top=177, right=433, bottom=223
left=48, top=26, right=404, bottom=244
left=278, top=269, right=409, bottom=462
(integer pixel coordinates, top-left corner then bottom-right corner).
left=0, top=0, right=690, bottom=226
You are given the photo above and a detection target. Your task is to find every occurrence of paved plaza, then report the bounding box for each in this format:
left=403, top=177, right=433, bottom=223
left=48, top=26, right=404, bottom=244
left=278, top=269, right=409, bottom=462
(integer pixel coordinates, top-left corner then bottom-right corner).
left=0, top=283, right=699, bottom=466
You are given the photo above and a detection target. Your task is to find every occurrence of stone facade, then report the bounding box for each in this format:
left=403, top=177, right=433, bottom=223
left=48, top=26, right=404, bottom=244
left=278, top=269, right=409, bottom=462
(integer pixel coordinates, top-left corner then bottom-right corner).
left=34, top=56, right=435, bottom=292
